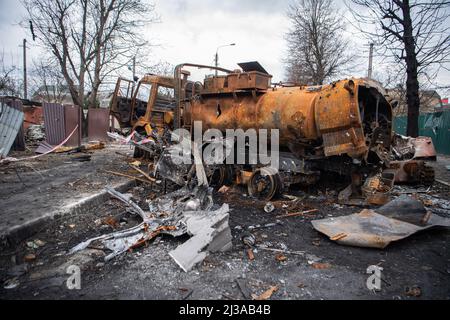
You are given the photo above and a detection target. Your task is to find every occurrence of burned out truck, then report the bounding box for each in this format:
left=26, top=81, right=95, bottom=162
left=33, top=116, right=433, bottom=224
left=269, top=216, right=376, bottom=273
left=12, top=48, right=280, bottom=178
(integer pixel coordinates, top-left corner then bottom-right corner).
left=110, top=62, right=436, bottom=202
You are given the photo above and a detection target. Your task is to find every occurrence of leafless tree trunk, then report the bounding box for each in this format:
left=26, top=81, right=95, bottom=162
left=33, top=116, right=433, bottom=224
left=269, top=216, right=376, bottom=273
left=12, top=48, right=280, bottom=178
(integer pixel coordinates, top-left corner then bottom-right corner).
left=348, top=0, right=450, bottom=137
left=284, top=0, right=352, bottom=85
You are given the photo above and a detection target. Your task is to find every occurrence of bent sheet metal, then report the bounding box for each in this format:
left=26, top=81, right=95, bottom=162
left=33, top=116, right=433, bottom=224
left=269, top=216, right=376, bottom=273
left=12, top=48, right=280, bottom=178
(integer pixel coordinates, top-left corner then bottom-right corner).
left=312, top=195, right=450, bottom=249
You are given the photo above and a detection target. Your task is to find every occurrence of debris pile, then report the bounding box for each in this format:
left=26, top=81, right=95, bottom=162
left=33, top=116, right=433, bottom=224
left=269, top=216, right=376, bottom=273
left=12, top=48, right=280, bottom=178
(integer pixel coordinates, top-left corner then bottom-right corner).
left=26, top=125, right=45, bottom=142
left=69, top=134, right=232, bottom=272
left=392, top=134, right=437, bottom=160
left=70, top=184, right=231, bottom=271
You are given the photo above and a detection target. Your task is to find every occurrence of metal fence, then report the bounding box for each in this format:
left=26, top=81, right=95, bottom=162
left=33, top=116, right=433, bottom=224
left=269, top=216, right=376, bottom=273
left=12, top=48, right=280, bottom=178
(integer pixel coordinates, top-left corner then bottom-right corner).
left=43, top=103, right=113, bottom=145
left=0, top=101, right=24, bottom=157
left=0, top=98, right=26, bottom=151
left=88, top=108, right=110, bottom=141
left=64, top=105, right=82, bottom=147
left=43, top=103, right=66, bottom=145
left=394, top=110, right=450, bottom=155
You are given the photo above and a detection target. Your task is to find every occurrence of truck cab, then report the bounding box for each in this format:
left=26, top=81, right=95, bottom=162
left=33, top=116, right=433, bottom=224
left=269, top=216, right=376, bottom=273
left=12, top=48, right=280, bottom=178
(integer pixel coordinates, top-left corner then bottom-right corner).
left=110, top=75, right=177, bottom=136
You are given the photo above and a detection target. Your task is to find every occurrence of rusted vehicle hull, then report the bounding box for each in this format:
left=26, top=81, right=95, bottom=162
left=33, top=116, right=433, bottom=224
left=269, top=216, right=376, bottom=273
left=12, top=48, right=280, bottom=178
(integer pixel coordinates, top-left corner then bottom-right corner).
left=190, top=78, right=393, bottom=161
left=179, top=63, right=434, bottom=200
left=110, top=62, right=436, bottom=201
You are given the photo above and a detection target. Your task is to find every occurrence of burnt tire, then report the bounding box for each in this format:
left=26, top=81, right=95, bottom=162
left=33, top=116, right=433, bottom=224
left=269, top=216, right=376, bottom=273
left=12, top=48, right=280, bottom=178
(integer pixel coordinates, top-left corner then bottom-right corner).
left=208, top=165, right=234, bottom=189
left=248, top=167, right=282, bottom=201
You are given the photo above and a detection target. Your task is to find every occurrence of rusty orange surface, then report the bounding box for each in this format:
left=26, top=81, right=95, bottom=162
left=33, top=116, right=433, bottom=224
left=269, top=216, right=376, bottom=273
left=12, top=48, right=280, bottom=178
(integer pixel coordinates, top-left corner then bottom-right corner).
left=411, top=136, right=437, bottom=159
left=190, top=78, right=389, bottom=159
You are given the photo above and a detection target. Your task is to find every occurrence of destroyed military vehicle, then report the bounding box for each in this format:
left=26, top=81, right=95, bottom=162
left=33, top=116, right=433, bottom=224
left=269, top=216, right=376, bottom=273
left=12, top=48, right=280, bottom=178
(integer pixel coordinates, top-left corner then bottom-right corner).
left=110, top=62, right=436, bottom=202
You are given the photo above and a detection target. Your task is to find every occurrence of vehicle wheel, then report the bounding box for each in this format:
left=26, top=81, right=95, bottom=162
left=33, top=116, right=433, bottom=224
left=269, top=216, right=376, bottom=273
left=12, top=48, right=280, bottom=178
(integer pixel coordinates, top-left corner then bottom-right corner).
left=248, top=167, right=282, bottom=201
left=207, top=165, right=234, bottom=189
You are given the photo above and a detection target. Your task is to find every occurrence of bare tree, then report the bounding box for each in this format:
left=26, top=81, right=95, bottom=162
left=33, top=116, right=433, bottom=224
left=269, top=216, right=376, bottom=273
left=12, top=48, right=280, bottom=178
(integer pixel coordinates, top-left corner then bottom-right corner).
left=284, top=0, right=352, bottom=85
left=149, top=61, right=174, bottom=78
left=347, top=0, right=450, bottom=137
left=22, top=0, right=158, bottom=111
left=30, top=59, right=67, bottom=103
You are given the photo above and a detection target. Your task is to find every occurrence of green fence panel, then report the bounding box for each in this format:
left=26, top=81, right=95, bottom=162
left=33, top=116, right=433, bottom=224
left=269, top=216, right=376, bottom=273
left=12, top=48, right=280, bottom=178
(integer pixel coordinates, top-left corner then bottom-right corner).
left=393, top=110, right=450, bottom=155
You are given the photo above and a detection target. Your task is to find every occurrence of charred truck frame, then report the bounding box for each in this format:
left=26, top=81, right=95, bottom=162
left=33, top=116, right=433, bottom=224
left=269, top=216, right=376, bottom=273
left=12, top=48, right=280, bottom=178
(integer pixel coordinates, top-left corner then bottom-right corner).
left=110, top=62, right=436, bottom=202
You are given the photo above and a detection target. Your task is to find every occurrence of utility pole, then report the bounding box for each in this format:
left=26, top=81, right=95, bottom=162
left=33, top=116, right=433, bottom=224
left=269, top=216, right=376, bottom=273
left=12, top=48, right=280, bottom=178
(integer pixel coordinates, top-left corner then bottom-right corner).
left=368, top=43, right=374, bottom=79
left=214, top=52, right=219, bottom=77
left=215, top=43, right=236, bottom=77
left=23, top=39, right=28, bottom=99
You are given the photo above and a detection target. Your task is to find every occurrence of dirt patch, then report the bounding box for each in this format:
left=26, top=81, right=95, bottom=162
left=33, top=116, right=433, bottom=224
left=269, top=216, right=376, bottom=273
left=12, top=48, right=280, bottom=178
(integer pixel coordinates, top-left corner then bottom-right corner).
left=0, top=144, right=140, bottom=245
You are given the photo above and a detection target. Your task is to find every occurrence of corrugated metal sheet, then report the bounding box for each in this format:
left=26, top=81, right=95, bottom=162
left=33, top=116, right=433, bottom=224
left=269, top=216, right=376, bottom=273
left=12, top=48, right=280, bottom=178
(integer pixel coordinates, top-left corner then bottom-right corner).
left=43, top=103, right=65, bottom=145
left=0, top=102, right=24, bottom=158
left=88, top=108, right=110, bottom=141
left=10, top=100, right=26, bottom=151
left=0, top=98, right=26, bottom=151
left=35, top=141, right=54, bottom=154
left=64, top=105, right=82, bottom=147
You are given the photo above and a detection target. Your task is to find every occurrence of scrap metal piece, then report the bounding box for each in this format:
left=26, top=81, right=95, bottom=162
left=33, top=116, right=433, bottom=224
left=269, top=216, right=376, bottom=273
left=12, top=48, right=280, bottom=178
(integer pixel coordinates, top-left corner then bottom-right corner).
left=392, top=134, right=437, bottom=161
left=154, top=132, right=209, bottom=187
left=35, top=141, right=54, bottom=154
left=106, top=187, right=146, bottom=219
left=362, top=173, right=394, bottom=205
left=251, top=286, right=279, bottom=301
left=264, top=202, right=275, bottom=213
left=169, top=204, right=232, bottom=272
left=312, top=195, right=450, bottom=249
left=389, top=160, right=435, bottom=185
left=154, top=145, right=190, bottom=186
left=338, top=171, right=395, bottom=206
left=70, top=219, right=183, bottom=262
left=241, top=232, right=256, bottom=247
left=70, top=180, right=222, bottom=265
left=148, top=185, right=214, bottom=216
left=69, top=187, right=187, bottom=261
left=389, top=135, right=436, bottom=185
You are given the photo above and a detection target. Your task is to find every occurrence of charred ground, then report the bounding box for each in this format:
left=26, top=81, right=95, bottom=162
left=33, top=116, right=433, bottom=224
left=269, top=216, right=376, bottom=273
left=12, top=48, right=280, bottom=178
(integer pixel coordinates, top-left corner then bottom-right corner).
left=0, top=152, right=448, bottom=300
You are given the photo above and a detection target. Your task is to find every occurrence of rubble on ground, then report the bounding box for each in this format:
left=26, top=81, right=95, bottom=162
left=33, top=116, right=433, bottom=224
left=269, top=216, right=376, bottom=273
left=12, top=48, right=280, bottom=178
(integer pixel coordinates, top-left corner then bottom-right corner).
left=70, top=184, right=232, bottom=272
left=26, top=125, right=45, bottom=142
left=0, top=137, right=449, bottom=299
left=69, top=134, right=232, bottom=272
left=1, top=106, right=449, bottom=298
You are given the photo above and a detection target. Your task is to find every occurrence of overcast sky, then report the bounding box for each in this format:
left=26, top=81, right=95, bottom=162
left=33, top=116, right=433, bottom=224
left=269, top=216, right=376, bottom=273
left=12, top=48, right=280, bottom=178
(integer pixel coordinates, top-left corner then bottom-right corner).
left=0, top=0, right=449, bottom=96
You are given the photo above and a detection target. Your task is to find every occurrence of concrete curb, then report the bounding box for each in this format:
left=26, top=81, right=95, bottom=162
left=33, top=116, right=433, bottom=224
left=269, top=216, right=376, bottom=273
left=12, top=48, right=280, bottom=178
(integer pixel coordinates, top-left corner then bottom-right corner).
left=1, top=179, right=137, bottom=249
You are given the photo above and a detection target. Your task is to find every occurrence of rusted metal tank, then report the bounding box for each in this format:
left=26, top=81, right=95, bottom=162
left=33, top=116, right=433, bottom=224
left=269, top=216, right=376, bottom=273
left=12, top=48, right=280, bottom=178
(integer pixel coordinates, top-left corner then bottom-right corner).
left=190, top=77, right=393, bottom=160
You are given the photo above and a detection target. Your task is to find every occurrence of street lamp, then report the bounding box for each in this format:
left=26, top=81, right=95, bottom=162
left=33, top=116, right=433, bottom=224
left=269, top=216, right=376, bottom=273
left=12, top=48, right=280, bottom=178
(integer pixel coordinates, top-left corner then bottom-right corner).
left=215, top=43, right=236, bottom=76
